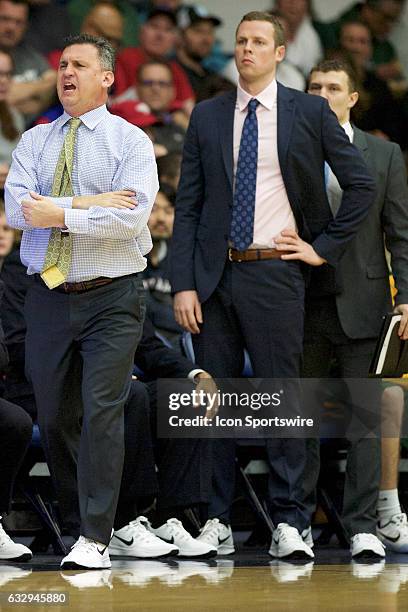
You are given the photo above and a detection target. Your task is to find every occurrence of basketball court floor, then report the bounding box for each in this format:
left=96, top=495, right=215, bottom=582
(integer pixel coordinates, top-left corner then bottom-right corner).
left=1, top=547, right=408, bottom=611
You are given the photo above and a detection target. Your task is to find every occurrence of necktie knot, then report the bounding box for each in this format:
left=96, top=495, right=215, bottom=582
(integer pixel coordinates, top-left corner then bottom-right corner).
left=248, top=98, right=259, bottom=114
left=68, top=117, right=81, bottom=132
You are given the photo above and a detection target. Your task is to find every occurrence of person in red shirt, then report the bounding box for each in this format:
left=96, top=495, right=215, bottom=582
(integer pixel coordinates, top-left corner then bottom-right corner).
left=116, top=8, right=194, bottom=114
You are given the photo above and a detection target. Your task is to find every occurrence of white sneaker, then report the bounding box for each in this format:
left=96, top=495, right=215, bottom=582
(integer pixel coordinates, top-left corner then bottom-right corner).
left=269, top=523, right=314, bottom=559
left=301, top=526, right=314, bottom=548
left=350, top=533, right=386, bottom=559
left=377, top=513, right=408, bottom=552
left=60, top=536, right=111, bottom=570
left=0, top=518, right=32, bottom=561
left=197, top=519, right=235, bottom=555
left=147, top=518, right=216, bottom=558
left=109, top=517, right=179, bottom=558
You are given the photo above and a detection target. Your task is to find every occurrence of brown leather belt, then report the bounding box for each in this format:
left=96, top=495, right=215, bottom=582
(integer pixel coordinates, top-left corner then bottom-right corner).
left=54, top=277, right=113, bottom=293
left=228, top=247, right=290, bottom=263
left=35, top=273, right=139, bottom=293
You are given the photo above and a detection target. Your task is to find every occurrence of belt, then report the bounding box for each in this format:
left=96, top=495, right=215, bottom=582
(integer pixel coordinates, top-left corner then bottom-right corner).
left=54, top=277, right=113, bottom=293
left=228, top=247, right=290, bottom=263
left=35, top=273, right=138, bottom=294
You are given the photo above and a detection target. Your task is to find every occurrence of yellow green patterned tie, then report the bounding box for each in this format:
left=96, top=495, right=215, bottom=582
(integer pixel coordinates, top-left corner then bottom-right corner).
left=40, top=117, right=81, bottom=289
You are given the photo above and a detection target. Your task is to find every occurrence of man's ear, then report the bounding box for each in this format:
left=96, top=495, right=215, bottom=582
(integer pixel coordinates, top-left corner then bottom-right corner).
left=348, top=91, right=359, bottom=110
left=103, top=70, right=115, bottom=90
left=275, top=45, right=286, bottom=64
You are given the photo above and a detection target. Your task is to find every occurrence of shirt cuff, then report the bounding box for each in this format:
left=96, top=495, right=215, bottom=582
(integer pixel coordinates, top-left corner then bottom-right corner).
left=188, top=368, right=205, bottom=382
left=48, top=197, right=73, bottom=210
left=64, top=208, right=89, bottom=234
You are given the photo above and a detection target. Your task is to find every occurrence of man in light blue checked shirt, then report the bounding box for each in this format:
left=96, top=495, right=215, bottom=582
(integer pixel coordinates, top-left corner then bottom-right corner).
left=5, top=34, right=158, bottom=570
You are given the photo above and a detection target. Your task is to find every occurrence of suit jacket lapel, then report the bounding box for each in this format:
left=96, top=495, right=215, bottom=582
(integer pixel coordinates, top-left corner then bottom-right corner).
left=218, top=90, right=236, bottom=190
left=277, top=82, right=295, bottom=171
left=352, top=126, right=371, bottom=168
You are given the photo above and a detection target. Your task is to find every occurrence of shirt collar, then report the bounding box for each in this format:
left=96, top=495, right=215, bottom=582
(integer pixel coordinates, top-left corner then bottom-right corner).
left=237, top=79, right=277, bottom=112
left=59, top=104, right=108, bottom=131
left=341, top=120, right=353, bottom=142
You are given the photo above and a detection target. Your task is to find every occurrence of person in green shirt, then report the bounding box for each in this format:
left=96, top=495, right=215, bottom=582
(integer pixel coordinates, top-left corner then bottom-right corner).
left=68, top=0, right=140, bottom=48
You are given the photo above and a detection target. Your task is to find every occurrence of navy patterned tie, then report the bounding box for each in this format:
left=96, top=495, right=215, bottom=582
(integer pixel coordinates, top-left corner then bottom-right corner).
left=230, top=98, right=259, bottom=251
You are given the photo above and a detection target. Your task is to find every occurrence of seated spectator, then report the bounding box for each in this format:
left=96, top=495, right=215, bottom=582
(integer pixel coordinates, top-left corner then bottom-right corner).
left=67, top=0, right=140, bottom=49
left=115, top=7, right=194, bottom=114
left=142, top=184, right=183, bottom=343
left=0, top=0, right=56, bottom=126
left=110, top=314, right=217, bottom=559
left=24, top=0, right=72, bottom=56
left=314, top=0, right=405, bottom=84
left=175, top=5, right=232, bottom=100
left=157, top=152, right=181, bottom=191
left=0, top=399, right=33, bottom=561
left=48, top=2, right=127, bottom=99
left=0, top=263, right=32, bottom=561
left=111, top=59, right=186, bottom=156
left=329, top=20, right=406, bottom=148
left=0, top=200, right=15, bottom=265
left=0, top=49, right=23, bottom=192
left=274, top=0, right=323, bottom=77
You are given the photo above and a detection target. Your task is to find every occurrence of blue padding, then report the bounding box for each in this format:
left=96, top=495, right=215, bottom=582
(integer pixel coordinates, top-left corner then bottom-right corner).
left=31, top=424, right=42, bottom=448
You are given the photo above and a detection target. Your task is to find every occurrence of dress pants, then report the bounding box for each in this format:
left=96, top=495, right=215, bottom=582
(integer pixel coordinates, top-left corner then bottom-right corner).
left=302, top=296, right=381, bottom=537
left=193, top=258, right=310, bottom=531
left=24, top=275, right=146, bottom=545
left=0, top=398, right=33, bottom=514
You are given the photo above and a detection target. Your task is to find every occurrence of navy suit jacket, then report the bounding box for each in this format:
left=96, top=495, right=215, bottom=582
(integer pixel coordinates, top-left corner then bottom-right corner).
left=170, top=83, right=376, bottom=303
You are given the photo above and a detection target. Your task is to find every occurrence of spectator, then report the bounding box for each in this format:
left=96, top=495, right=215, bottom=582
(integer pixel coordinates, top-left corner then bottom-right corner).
left=0, top=0, right=56, bottom=126
left=67, top=0, right=140, bottom=49
left=0, top=250, right=32, bottom=561
left=0, top=200, right=15, bottom=265
left=0, top=49, right=24, bottom=191
left=175, top=5, right=230, bottom=99
left=332, top=20, right=406, bottom=148
left=25, top=0, right=72, bottom=56
left=314, top=0, right=406, bottom=84
left=115, top=7, right=194, bottom=114
left=0, top=401, right=33, bottom=561
left=142, top=184, right=183, bottom=343
left=48, top=2, right=127, bottom=103
left=274, top=0, right=323, bottom=77
left=111, top=60, right=186, bottom=156
left=157, top=152, right=181, bottom=190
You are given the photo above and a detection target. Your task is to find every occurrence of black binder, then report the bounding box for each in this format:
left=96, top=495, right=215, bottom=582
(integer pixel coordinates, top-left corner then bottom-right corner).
left=369, top=313, right=408, bottom=377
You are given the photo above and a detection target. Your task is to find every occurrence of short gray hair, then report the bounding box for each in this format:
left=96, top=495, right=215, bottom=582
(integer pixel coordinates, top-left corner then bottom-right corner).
left=63, top=34, right=115, bottom=72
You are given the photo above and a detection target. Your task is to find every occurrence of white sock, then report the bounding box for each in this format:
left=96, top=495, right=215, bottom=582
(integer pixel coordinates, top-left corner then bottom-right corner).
left=377, top=489, right=401, bottom=522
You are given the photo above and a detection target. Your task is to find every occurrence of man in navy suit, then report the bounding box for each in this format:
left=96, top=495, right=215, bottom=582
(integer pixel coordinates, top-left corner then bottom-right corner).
left=170, top=11, right=376, bottom=559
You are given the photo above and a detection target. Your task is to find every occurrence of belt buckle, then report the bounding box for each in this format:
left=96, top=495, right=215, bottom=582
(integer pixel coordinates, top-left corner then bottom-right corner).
left=228, top=248, right=243, bottom=263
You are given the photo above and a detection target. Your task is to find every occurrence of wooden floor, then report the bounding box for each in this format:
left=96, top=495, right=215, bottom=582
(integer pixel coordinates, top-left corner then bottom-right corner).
left=1, top=559, right=408, bottom=611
